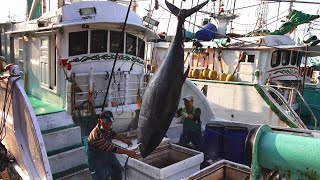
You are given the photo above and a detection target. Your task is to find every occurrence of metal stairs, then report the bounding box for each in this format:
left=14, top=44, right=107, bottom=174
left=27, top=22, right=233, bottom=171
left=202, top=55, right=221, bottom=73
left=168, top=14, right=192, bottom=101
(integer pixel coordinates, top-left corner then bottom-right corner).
left=37, top=111, right=92, bottom=180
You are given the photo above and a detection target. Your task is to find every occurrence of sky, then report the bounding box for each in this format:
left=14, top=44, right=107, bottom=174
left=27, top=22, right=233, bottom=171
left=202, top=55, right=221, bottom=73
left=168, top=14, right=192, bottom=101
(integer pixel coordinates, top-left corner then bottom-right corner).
left=1, top=0, right=320, bottom=40
left=136, top=0, right=320, bottom=40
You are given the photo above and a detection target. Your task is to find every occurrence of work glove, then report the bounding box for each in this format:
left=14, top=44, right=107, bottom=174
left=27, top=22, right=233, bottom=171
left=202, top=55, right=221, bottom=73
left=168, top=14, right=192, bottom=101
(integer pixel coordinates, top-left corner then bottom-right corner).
left=181, top=112, right=188, bottom=119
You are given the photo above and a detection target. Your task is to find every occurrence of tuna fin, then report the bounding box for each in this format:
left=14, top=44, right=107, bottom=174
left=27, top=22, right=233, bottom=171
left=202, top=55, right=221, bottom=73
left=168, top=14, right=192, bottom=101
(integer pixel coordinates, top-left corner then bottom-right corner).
left=165, top=1, right=179, bottom=17
left=185, top=0, right=209, bottom=18
left=183, top=65, right=190, bottom=81
left=165, top=0, right=209, bottom=19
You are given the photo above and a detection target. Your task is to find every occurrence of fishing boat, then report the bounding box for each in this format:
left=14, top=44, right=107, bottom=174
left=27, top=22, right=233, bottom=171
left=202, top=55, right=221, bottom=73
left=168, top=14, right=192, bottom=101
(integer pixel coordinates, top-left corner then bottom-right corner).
left=153, top=0, right=320, bottom=131
left=1, top=0, right=320, bottom=179
left=0, top=0, right=160, bottom=179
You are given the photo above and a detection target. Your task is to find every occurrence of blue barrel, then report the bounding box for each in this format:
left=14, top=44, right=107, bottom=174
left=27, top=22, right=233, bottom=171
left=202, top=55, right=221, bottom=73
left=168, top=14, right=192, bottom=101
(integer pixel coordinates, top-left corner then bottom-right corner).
left=222, top=126, right=248, bottom=165
left=195, top=23, right=217, bottom=41
left=203, top=124, right=224, bottom=161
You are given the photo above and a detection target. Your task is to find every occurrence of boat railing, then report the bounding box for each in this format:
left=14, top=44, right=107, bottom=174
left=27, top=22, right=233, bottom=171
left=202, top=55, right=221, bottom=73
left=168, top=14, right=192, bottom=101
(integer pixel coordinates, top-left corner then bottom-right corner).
left=69, top=72, right=147, bottom=115
left=262, top=85, right=318, bottom=130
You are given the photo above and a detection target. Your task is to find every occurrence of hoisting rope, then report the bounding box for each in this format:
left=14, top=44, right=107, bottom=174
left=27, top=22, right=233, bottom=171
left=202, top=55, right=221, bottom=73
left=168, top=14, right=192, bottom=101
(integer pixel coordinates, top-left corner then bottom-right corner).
left=101, top=0, right=133, bottom=112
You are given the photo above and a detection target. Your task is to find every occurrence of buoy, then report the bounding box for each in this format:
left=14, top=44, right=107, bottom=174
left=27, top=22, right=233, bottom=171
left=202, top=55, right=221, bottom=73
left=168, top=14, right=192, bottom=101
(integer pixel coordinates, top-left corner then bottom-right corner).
left=202, top=68, right=210, bottom=78
left=150, top=64, right=158, bottom=73
left=208, top=48, right=217, bottom=80
left=192, top=69, right=200, bottom=78
left=226, top=74, right=236, bottom=81
left=208, top=70, right=218, bottom=80
left=219, top=73, right=227, bottom=81
left=198, top=70, right=205, bottom=79
left=188, top=70, right=193, bottom=78
left=226, top=52, right=246, bottom=82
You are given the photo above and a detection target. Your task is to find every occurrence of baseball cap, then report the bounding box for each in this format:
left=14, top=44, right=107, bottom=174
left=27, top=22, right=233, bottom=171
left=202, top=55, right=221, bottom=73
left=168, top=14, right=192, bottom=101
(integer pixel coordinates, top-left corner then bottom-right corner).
left=99, top=110, right=114, bottom=122
left=183, top=95, right=193, bottom=101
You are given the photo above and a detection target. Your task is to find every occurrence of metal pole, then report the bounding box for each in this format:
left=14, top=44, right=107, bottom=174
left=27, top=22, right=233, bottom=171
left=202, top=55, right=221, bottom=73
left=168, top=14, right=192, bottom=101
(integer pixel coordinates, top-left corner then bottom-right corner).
left=301, top=45, right=308, bottom=97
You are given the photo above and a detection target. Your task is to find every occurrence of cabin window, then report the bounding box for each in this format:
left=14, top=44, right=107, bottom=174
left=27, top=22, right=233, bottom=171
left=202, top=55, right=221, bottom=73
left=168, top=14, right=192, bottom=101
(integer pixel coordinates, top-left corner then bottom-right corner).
left=291, top=51, right=298, bottom=65
left=271, top=51, right=281, bottom=67
left=296, top=52, right=303, bottom=67
left=110, top=31, right=124, bottom=53
left=281, top=51, right=290, bottom=66
left=126, top=34, right=137, bottom=56
left=247, top=55, right=255, bottom=63
left=16, top=37, right=24, bottom=76
left=69, top=31, right=88, bottom=56
left=39, top=35, right=56, bottom=90
left=90, top=30, right=108, bottom=53
left=138, top=38, right=145, bottom=59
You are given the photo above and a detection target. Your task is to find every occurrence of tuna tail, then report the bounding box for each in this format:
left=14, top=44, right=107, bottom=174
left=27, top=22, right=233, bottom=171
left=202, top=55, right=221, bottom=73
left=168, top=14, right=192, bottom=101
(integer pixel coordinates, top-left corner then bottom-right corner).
left=165, top=0, right=209, bottom=19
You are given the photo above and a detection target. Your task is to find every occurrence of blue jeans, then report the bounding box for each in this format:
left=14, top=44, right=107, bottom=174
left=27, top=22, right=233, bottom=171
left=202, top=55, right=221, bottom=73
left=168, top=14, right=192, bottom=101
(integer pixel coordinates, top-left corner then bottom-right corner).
left=88, top=149, right=123, bottom=180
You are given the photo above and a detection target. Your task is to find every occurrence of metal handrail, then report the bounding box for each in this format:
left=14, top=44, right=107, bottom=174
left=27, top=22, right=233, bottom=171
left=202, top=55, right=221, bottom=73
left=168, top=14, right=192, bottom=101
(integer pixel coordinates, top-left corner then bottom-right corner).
left=295, top=89, right=318, bottom=129
left=264, top=85, right=318, bottom=129
left=261, top=85, right=307, bottom=129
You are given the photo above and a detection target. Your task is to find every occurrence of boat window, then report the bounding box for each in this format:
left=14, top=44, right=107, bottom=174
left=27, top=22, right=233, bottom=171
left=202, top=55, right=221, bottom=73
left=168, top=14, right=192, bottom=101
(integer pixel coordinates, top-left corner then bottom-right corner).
left=290, top=51, right=297, bottom=65
left=110, top=31, right=124, bottom=53
left=126, top=34, right=137, bottom=56
left=247, top=55, right=255, bottom=63
left=69, top=31, right=88, bottom=56
left=296, top=52, right=303, bottom=67
left=17, top=37, right=24, bottom=75
left=281, top=51, right=290, bottom=66
left=90, top=30, right=108, bottom=53
left=271, top=51, right=281, bottom=67
left=138, top=38, right=145, bottom=59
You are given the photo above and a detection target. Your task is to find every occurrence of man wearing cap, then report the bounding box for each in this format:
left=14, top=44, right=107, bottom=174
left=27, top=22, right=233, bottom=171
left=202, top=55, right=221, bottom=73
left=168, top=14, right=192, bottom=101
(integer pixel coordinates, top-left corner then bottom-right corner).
left=87, top=110, right=136, bottom=180
left=175, top=95, right=202, bottom=151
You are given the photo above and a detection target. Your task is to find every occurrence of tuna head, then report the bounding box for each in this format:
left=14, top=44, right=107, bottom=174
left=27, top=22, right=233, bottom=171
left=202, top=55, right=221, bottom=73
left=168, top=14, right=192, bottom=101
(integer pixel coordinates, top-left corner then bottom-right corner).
left=137, top=0, right=209, bottom=158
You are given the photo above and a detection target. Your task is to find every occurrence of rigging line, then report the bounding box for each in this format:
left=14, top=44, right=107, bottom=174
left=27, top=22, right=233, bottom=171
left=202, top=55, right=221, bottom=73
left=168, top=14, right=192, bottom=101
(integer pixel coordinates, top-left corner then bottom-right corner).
left=101, top=0, right=133, bottom=112
left=275, top=2, right=281, bottom=29
left=259, top=14, right=288, bottom=27
left=166, top=0, right=175, bottom=36
left=184, top=19, right=320, bottom=54
left=232, top=2, right=277, bottom=11
left=229, top=0, right=237, bottom=33
left=116, top=2, right=156, bottom=69
left=156, top=12, right=207, bottom=20
left=187, top=0, right=194, bottom=31
left=192, top=0, right=201, bottom=35
left=155, top=9, right=166, bottom=21
left=158, top=4, right=320, bottom=54
left=157, top=1, right=320, bottom=54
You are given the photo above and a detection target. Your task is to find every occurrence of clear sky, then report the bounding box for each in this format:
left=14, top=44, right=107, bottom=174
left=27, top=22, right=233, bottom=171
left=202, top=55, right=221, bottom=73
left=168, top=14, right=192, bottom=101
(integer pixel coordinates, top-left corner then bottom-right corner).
left=0, top=0, right=27, bottom=23
left=1, top=0, right=319, bottom=39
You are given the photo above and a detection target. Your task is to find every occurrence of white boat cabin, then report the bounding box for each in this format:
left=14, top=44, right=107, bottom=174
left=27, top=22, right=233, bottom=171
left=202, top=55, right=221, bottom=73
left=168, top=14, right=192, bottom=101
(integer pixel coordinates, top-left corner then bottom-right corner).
left=0, top=1, right=157, bottom=131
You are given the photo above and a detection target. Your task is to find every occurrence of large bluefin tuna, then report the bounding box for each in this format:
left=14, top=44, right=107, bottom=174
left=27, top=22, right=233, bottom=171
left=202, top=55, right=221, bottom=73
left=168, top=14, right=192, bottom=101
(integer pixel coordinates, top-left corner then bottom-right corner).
left=138, top=0, right=209, bottom=158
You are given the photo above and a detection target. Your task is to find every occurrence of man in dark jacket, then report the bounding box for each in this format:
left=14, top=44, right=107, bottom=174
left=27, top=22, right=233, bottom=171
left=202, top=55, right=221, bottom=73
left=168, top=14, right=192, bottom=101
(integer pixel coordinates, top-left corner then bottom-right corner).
left=87, top=110, right=136, bottom=180
left=175, top=95, right=202, bottom=151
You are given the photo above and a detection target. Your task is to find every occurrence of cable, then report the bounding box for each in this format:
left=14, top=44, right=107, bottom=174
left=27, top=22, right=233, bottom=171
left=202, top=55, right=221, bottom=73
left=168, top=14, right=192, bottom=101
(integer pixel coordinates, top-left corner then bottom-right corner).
left=192, top=0, right=201, bottom=35
left=101, top=0, right=133, bottom=112
left=159, top=3, right=320, bottom=54
left=124, top=156, right=130, bottom=180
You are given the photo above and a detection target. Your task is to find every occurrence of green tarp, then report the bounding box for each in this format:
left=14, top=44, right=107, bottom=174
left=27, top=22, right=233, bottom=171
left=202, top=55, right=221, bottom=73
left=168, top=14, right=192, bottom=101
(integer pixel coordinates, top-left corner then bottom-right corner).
left=246, top=10, right=320, bottom=36
left=270, top=10, right=320, bottom=35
